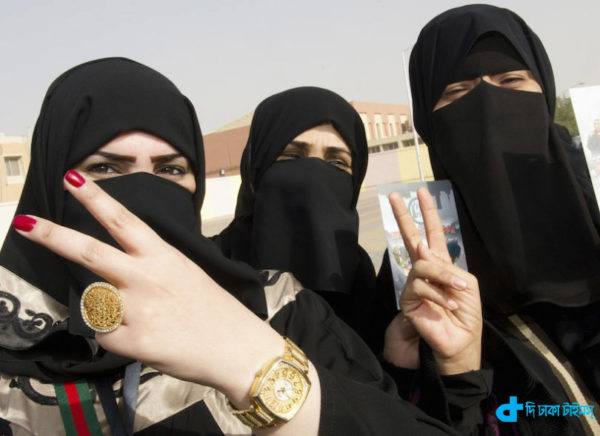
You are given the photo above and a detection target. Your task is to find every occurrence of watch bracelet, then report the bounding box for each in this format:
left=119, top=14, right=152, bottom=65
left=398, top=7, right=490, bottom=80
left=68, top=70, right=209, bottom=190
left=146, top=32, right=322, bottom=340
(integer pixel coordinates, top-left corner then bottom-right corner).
left=230, top=402, right=282, bottom=428
left=228, top=337, right=309, bottom=429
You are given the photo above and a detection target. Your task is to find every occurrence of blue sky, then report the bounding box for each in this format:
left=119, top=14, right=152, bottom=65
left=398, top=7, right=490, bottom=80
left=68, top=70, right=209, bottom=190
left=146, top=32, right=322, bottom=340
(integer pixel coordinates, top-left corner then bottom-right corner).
left=1, top=0, right=598, bottom=135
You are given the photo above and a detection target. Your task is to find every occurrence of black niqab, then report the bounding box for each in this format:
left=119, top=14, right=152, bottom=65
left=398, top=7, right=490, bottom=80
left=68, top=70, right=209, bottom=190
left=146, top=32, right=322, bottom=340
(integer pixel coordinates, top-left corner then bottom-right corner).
left=0, top=58, right=266, bottom=382
left=409, top=4, right=600, bottom=315
left=215, top=86, right=376, bottom=342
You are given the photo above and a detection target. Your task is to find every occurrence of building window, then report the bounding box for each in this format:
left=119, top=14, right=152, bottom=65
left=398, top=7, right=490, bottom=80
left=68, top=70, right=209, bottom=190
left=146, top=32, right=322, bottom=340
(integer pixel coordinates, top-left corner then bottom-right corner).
left=402, top=138, right=423, bottom=147
left=387, top=115, right=398, bottom=136
left=381, top=142, right=399, bottom=151
left=368, top=145, right=382, bottom=154
left=359, top=113, right=371, bottom=140
left=4, top=156, right=24, bottom=183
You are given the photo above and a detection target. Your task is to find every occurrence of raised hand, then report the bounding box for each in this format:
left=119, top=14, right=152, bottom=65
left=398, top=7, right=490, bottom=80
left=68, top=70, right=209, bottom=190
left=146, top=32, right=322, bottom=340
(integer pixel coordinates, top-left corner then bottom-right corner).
left=12, top=172, right=285, bottom=406
left=383, top=188, right=482, bottom=374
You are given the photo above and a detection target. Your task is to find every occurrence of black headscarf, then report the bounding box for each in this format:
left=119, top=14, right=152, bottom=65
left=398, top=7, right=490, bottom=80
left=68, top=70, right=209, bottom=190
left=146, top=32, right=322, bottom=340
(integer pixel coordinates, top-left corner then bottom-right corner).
left=409, top=4, right=600, bottom=316
left=0, top=58, right=266, bottom=382
left=214, top=86, right=376, bottom=342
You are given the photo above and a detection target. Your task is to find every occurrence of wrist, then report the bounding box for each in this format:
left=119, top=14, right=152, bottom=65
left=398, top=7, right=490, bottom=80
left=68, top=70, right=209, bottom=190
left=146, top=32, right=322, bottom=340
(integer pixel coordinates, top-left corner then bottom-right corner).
left=227, top=337, right=312, bottom=429
left=220, top=333, right=286, bottom=408
left=434, top=347, right=481, bottom=375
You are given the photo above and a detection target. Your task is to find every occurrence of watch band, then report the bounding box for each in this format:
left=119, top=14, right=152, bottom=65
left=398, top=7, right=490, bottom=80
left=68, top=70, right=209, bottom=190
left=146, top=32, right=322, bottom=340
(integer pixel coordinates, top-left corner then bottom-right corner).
left=228, top=337, right=310, bottom=429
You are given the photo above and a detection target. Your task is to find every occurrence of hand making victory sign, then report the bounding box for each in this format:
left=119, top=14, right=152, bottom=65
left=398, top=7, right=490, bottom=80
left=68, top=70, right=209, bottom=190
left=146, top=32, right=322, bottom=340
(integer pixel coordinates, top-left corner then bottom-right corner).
left=383, top=188, right=482, bottom=375
left=12, top=173, right=322, bottom=435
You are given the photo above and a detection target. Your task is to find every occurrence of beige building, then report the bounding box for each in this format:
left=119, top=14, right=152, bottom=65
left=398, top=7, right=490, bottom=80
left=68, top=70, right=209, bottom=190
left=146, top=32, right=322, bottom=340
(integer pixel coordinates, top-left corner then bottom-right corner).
left=0, top=134, right=31, bottom=203
left=203, top=100, right=432, bottom=186
left=349, top=101, right=431, bottom=185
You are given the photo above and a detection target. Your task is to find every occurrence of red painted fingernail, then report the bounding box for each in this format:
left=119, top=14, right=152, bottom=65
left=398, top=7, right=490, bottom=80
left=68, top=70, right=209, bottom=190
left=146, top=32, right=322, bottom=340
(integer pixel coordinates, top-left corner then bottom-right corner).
left=13, top=215, right=37, bottom=232
left=65, top=170, right=85, bottom=187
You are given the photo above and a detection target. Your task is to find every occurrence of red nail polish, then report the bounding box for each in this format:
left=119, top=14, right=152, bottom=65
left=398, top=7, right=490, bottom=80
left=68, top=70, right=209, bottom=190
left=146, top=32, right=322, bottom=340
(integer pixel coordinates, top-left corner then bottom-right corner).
left=13, top=215, right=37, bottom=232
left=65, top=170, right=85, bottom=187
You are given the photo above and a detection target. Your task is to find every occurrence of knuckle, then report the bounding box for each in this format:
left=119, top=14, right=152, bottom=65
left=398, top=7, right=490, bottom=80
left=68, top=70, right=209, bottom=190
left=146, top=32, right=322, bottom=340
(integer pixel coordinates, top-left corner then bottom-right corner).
left=38, top=221, right=55, bottom=240
left=443, top=271, right=456, bottom=284
left=81, top=241, right=103, bottom=266
left=412, top=279, right=427, bottom=295
left=412, top=259, right=427, bottom=272
left=106, top=207, right=135, bottom=232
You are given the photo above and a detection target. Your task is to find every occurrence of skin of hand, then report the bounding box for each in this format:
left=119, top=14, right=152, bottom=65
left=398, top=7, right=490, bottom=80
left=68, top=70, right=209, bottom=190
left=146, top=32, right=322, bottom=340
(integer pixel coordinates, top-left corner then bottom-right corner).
left=12, top=172, right=320, bottom=435
left=383, top=188, right=482, bottom=375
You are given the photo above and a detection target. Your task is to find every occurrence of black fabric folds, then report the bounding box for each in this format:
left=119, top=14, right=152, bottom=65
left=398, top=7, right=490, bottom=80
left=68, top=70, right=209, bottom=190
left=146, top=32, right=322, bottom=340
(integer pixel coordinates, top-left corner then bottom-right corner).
left=0, top=58, right=204, bottom=308
left=409, top=4, right=557, bottom=145
left=0, top=58, right=266, bottom=382
left=214, top=86, right=376, bottom=343
left=408, top=4, right=600, bottom=315
left=252, top=158, right=358, bottom=292
left=405, top=3, right=600, bottom=408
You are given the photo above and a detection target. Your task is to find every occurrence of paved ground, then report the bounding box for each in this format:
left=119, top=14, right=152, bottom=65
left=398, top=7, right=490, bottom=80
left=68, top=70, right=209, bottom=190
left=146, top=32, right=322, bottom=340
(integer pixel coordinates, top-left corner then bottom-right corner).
left=202, top=185, right=388, bottom=269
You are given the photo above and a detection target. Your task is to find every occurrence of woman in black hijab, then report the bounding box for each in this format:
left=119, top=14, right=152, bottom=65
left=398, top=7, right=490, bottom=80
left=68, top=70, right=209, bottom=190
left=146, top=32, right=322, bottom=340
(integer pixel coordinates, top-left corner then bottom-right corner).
left=390, top=4, right=599, bottom=435
left=215, top=87, right=377, bottom=344
left=0, top=58, right=473, bottom=435
left=0, top=56, right=275, bottom=434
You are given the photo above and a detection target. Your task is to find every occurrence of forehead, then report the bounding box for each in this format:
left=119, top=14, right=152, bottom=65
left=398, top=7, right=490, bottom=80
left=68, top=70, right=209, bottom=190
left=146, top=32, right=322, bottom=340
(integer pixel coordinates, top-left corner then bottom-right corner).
left=292, top=124, right=350, bottom=152
left=96, top=131, right=178, bottom=156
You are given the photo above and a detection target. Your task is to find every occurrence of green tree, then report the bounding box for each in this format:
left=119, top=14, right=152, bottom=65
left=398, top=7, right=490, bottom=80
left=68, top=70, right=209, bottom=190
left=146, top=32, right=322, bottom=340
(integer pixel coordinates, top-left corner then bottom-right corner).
left=555, top=96, right=579, bottom=136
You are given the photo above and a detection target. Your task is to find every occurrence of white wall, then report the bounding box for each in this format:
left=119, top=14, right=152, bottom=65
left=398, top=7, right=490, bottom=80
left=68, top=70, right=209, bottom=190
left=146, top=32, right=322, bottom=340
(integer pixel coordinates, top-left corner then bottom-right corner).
left=0, top=202, right=17, bottom=245
left=201, top=175, right=241, bottom=221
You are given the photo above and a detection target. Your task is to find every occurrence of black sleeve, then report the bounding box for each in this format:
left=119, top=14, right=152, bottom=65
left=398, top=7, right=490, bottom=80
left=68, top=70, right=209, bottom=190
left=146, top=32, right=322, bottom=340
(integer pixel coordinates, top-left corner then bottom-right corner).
left=369, top=249, right=401, bottom=353
left=441, top=369, right=493, bottom=435
left=269, top=289, right=461, bottom=435
left=381, top=341, right=492, bottom=435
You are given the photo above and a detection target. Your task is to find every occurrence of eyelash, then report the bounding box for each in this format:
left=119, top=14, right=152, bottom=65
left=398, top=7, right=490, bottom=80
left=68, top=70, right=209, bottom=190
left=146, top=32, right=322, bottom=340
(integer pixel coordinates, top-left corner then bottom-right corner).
left=86, top=163, right=121, bottom=174
left=281, top=153, right=349, bottom=167
left=155, top=165, right=186, bottom=176
left=281, top=152, right=302, bottom=159
left=329, top=159, right=350, bottom=168
left=85, top=163, right=187, bottom=176
left=499, top=75, right=523, bottom=85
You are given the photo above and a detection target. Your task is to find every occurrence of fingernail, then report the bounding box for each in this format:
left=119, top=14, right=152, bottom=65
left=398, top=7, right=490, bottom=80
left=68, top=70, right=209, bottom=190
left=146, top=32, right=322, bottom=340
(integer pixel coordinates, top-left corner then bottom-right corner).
left=65, top=170, right=85, bottom=187
left=447, top=299, right=459, bottom=310
left=13, top=215, right=37, bottom=232
left=452, top=276, right=467, bottom=289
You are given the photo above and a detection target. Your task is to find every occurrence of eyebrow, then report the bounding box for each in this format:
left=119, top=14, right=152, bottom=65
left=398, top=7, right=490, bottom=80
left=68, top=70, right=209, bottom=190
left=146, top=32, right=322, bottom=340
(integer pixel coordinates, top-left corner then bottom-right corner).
left=150, top=153, right=185, bottom=165
left=288, top=140, right=352, bottom=157
left=93, top=151, right=136, bottom=163
left=91, top=151, right=185, bottom=164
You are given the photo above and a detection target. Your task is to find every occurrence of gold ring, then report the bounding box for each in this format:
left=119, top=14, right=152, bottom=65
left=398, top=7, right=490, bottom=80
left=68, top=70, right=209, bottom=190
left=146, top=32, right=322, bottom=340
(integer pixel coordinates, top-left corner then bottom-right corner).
left=80, top=282, right=124, bottom=333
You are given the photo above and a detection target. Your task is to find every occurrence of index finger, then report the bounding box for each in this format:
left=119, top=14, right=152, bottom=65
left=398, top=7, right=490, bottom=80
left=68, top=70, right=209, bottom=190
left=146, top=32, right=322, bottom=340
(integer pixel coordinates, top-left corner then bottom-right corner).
left=417, top=188, right=452, bottom=263
left=63, top=170, right=164, bottom=255
left=389, top=192, right=421, bottom=262
left=13, top=215, right=133, bottom=287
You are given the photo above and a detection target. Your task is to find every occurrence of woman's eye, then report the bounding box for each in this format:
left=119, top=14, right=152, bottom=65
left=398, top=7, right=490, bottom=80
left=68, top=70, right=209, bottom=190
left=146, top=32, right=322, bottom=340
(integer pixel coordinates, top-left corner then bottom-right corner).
left=280, top=153, right=301, bottom=159
left=156, top=165, right=186, bottom=176
left=499, top=75, right=523, bottom=85
left=86, top=163, right=119, bottom=174
left=328, top=159, right=350, bottom=169
left=443, top=87, right=467, bottom=97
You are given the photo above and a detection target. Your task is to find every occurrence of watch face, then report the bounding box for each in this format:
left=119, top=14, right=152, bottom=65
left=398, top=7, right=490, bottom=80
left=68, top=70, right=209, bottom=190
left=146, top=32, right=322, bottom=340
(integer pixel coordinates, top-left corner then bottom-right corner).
left=256, top=359, right=310, bottom=421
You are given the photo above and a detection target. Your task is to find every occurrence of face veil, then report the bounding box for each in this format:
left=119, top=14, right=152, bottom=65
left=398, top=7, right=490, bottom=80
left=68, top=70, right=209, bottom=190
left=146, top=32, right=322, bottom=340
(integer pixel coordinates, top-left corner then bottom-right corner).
left=0, top=58, right=265, bottom=382
left=409, top=5, right=600, bottom=315
left=214, top=86, right=377, bottom=340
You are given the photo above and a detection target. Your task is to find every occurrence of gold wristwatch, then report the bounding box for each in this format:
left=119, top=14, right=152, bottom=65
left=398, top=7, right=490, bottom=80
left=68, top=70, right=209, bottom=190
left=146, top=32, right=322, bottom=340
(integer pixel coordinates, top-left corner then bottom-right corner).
left=228, top=337, right=311, bottom=429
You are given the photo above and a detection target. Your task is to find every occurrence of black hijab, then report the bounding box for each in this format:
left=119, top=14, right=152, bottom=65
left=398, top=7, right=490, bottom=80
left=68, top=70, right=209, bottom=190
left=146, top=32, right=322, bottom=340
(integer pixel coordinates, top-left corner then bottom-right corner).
left=215, top=86, right=376, bottom=341
left=0, top=58, right=266, bottom=382
left=409, top=4, right=600, bottom=316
